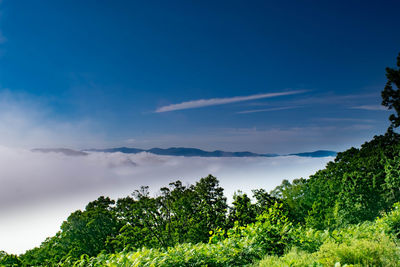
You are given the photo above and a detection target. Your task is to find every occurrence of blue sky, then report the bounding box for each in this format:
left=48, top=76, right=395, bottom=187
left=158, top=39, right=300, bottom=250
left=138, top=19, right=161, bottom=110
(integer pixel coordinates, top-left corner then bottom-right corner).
left=0, top=0, right=399, bottom=153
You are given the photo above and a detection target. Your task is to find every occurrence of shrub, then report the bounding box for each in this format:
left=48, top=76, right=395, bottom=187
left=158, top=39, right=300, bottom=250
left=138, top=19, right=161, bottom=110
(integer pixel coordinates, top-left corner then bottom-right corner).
left=378, top=202, right=400, bottom=239
left=256, top=248, right=320, bottom=267
left=317, top=234, right=400, bottom=266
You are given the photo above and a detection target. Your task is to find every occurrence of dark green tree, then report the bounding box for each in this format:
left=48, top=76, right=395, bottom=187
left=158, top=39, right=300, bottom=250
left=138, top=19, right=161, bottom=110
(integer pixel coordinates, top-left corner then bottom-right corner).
left=382, top=52, right=400, bottom=128
left=384, top=154, right=400, bottom=206
left=111, top=176, right=229, bottom=250
left=229, top=191, right=256, bottom=226
left=270, top=178, right=309, bottom=224
left=59, top=196, right=119, bottom=259
left=158, top=181, right=199, bottom=244
left=0, top=251, right=21, bottom=266
left=334, top=170, right=381, bottom=226
left=252, top=188, right=278, bottom=214
left=193, top=175, right=228, bottom=242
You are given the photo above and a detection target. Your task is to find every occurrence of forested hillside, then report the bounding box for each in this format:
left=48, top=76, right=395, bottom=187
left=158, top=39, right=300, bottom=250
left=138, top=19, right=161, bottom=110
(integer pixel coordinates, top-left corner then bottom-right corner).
left=0, top=130, right=399, bottom=266
left=1, top=53, right=400, bottom=266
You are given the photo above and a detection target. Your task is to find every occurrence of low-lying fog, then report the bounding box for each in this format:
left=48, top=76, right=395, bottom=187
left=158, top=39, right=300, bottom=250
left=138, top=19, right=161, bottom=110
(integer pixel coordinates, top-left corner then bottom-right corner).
left=0, top=147, right=333, bottom=254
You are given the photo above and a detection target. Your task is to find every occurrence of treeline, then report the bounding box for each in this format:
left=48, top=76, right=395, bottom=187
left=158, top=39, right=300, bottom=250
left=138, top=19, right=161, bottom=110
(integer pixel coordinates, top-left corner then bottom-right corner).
left=13, top=175, right=277, bottom=266
left=56, top=201, right=400, bottom=266
left=273, top=130, right=400, bottom=229
left=1, top=130, right=400, bottom=266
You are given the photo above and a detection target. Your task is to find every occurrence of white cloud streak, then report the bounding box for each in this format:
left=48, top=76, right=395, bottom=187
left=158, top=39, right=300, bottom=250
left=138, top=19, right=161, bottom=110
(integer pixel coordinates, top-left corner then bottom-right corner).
left=315, top=118, right=376, bottom=123
left=155, top=90, right=307, bottom=113
left=351, top=105, right=388, bottom=111
left=237, top=106, right=301, bottom=114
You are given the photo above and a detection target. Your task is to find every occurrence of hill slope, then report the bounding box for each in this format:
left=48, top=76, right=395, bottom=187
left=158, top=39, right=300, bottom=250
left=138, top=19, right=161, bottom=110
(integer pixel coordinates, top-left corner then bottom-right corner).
left=84, top=147, right=334, bottom=158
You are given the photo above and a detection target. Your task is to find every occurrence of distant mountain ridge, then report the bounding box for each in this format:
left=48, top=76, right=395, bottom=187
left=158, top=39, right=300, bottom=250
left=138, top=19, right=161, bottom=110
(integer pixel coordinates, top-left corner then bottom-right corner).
left=32, top=147, right=337, bottom=158
left=289, top=150, right=338, bottom=157
left=85, top=147, right=266, bottom=157
left=83, top=147, right=336, bottom=158
left=31, top=148, right=88, bottom=156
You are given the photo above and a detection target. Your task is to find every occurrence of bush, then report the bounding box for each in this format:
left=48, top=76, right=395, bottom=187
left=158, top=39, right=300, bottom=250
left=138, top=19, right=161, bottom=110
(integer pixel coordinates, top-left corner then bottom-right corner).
left=256, top=203, right=400, bottom=267
left=256, top=248, right=320, bottom=267
left=63, top=241, right=257, bottom=267
left=378, top=202, right=400, bottom=239
left=317, top=235, right=400, bottom=266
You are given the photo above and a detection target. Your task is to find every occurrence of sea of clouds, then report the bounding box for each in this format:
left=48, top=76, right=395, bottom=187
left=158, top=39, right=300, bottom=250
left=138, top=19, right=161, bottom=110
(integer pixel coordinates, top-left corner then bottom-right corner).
left=0, top=147, right=333, bottom=254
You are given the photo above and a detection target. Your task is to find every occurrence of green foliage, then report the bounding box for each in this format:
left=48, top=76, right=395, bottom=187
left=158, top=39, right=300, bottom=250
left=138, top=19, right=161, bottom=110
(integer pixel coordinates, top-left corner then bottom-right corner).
left=212, top=202, right=294, bottom=256
left=270, top=131, right=400, bottom=229
left=0, top=251, right=21, bottom=267
left=251, top=188, right=278, bottom=214
left=317, top=236, right=400, bottom=267
left=382, top=52, right=400, bottom=128
left=384, top=155, right=400, bottom=206
left=60, top=196, right=119, bottom=257
left=256, top=248, right=320, bottom=267
left=257, top=236, right=400, bottom=267
left=109, top=175, right=228, bottom=250
left=334, top=170, right=381, bottom=226
left=193, top=175, right=228, bottom=241
left=18, top=175, right=229, bottom=266
left=60, top=202, right=295, bottom=266
left=252, top=202, right=294, bottom=256
left=58, top=202, right=400, bottom=267
left=257, top=203, right=400, bottom=267
left=228, top=191, right=256, bottom=227
left=377, top=202, right=400, bottom=239
left=271, top=178, right=308, bottom=224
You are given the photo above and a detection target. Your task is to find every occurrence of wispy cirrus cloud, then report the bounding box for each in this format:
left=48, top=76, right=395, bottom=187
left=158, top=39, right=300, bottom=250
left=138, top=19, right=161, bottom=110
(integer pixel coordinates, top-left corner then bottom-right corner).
left=237, top=106, right=301, bottom=114
left=315, top=117, right=376, bottom=123
left=155, top=90, right=307, bottom=113
left=351, top=105, right=388, bottom=111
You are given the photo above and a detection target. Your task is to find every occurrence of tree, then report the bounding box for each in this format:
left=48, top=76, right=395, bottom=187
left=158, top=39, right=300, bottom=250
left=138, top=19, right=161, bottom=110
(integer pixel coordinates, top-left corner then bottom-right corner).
left=0, top=251, right=21, bottom=266
left=384, top=154, right=400, bottom=206
left=382, top=52, right=400, bottom=128
left=334, top=170, right=381, bottom=226
left=58, top=196, right=119, bottom=260
left=111, top=177, right=228, bottom=250
left=270, top=178, right=309, bottom=224
left=252, top=188, right=278, bottom=214
left=232, top=191, right=256, bottom=226
left=193, top=175, right=228, bottom=242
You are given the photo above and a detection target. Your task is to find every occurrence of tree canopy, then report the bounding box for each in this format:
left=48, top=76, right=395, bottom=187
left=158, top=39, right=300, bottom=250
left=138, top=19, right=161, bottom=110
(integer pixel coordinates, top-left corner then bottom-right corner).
left=382, top=52, right=400, bottom=128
